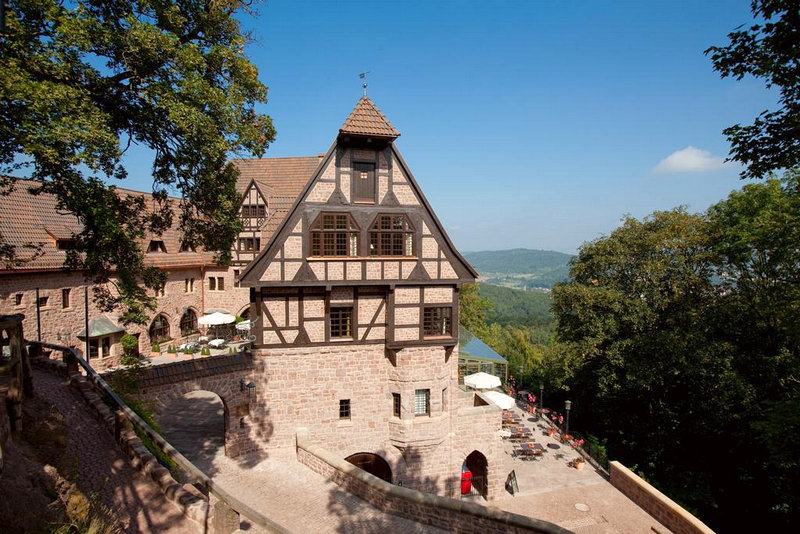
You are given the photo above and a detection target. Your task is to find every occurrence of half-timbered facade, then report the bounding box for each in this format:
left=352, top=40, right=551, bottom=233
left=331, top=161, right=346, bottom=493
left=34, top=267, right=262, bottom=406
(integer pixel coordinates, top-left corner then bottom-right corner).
left=237, top=97, right=507, bottom=499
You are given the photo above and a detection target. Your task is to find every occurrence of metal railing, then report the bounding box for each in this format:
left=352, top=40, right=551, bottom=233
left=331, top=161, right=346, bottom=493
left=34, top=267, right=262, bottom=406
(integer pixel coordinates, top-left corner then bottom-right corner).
left=32, top=341, right=290, bottom=534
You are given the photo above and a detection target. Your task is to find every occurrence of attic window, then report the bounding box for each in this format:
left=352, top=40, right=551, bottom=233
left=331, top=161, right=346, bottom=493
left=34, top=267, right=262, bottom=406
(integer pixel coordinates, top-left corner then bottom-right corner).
left=310, top=214, right=359, bottom=257
left=241, top=205, right=267, bottom=218
left=352, top=162, right=376, bottom=203
left=179, top=241, right=195, bottom=253
left=56, top=239, right=76, bottom=250
left=148, top=240, right=167, bottom=253
left=370, top=215, right=414, bottom=256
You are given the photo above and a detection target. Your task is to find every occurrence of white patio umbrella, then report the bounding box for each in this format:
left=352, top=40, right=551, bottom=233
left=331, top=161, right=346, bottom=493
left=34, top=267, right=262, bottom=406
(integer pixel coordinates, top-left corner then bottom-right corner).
left=198, top=311, right=236, bottom=326
left=463, top=371, right=502, bottom=390
left=235, top=320, right=251, bottom=332
left=482, top=390, right=516, bottom=410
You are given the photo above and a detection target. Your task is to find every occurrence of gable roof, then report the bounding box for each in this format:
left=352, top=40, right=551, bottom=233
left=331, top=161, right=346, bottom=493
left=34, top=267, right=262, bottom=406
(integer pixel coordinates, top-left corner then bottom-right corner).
left=0, top=178, right=214, bottom=272
left=339, top=96, right=400, bottom=138
left=231, top=156, right=323, bottom=240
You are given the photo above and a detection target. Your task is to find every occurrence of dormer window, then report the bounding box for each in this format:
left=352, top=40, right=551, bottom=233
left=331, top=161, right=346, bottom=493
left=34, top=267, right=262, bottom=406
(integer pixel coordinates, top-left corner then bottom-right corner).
left=241, top=204, right=267, bottom=218
left=310, top=214, right=359, bottom=257
left=56, top=239, right=76, bottom=250
left=370, top=215, right=414, bottom=256
left=179, top=241, right=195, bottom=253
left=238, top=237, right=261, bottom=252
left=352, top=162, right=376, bottom=203
left=148, top=240, right=167, bottom=253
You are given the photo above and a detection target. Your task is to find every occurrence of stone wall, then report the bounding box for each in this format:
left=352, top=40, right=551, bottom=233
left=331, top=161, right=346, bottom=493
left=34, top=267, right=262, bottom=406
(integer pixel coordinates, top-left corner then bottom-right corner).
left=296, top=432, right=569, bottom=534
left=609, top=461, right=715, bottom=534
left=0, top=265, right=248, bottom=370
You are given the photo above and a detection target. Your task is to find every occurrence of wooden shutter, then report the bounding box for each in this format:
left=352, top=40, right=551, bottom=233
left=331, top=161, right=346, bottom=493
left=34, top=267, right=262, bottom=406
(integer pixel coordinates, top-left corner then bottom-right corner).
left=352, top=162, right=376, bottom=203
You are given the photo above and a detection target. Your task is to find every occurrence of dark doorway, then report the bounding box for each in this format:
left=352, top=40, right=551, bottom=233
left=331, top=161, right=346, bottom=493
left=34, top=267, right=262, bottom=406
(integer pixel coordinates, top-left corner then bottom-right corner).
left=466, top=450, right=488, bottom=498
left=345, top=452, right=392, bottom=483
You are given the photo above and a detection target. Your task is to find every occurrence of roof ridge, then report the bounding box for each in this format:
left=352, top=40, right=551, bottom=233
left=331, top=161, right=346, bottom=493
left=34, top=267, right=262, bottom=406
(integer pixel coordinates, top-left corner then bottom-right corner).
left=339, top=96, right=400, bottom=138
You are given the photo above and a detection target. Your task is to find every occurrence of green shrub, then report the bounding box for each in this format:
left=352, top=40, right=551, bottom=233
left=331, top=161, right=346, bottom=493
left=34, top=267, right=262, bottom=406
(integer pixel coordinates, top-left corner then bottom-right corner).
left=201, top=347, right=210, bottom=356
left=120, top=333, right=139, bottom=356
left=234, top=315, right=244, bottom=323
left=184, top=346, right=195, bottom=355
left=151, top=343, right=160, bottom=353
left=166, top=344, right=176, bottom=354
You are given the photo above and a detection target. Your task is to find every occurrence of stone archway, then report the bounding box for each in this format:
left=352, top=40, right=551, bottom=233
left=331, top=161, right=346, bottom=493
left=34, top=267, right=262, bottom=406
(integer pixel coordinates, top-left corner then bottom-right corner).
left=465, top=450, right=488, bottom=499
left=345, top=452, right=392, bottom=483
left=156, top=390, right=226, bottom=473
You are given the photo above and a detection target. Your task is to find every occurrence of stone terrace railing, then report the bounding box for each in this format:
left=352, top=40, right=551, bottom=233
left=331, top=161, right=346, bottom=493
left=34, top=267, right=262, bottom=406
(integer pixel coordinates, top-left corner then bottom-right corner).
left=28, top=341, right=290, bottom=534
left=609, top=462, right=715, bottom=534
left=295, top=429, right=571, bottom=534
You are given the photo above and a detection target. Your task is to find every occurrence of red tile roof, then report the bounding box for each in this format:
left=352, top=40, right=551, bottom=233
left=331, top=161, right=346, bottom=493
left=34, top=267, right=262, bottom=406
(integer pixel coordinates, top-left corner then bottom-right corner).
left=339, top=97, right=400, bottom=138
left=231, top=156, right=322, bottom=241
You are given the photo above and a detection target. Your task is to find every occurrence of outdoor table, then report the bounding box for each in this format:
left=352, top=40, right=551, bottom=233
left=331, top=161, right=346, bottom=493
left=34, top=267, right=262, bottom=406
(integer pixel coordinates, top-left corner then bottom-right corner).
left=517, top=442, right=545, bottom=460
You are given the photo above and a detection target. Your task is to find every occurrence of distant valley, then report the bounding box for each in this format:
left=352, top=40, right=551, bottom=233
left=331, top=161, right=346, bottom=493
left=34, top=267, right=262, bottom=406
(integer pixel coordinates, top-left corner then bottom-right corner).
left=462, top=248, right=573, bottom=290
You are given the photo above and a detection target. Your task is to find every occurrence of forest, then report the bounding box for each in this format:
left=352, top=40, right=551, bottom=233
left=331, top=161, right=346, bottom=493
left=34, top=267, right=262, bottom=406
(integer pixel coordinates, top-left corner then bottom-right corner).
left=461, top=172, right=800, bottom=531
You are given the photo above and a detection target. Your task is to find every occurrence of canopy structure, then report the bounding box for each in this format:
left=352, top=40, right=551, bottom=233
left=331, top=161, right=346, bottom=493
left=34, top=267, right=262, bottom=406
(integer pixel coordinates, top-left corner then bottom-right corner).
left=198, top=312, right=236, bottom=326
left=482, top=390, right=516, bottom=410
left=458, top=326, right=508, bottom=384
left=77, top=316, right=125, bottom=339
left=464, top=371, right=502, bottom=390
left=204, top=308, right=231, bottom=315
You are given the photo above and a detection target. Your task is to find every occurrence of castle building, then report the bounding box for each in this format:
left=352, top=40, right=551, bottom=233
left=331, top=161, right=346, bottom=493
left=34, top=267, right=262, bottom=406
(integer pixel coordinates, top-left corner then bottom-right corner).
left=0, top=97, right=507, bottom=499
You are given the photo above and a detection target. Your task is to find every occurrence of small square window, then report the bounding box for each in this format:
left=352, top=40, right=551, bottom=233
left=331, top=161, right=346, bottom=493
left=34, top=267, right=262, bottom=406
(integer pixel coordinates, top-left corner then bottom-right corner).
left=423, top=307, right=452, bottom=337
left=217, top=277, right=224, bottom=291
left=14, top=293, right=23, bottom=306
left=62, top=288, right=70, bottom=308
left=339, top=399, right=351, bottom=420
left=37, top=296, right=49, bottom=307
left=330, top=307, right=353, bottom=339
left=414, top=389, right=430, bottom=416
left=209, top=277, right=216, bottom=291
left=392, top=393, right=401, bottom=418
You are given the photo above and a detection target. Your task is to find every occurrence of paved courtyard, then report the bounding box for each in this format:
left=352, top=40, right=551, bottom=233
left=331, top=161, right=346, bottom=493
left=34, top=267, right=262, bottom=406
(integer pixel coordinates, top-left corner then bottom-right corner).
left=157, top=390, right=671, bottom=533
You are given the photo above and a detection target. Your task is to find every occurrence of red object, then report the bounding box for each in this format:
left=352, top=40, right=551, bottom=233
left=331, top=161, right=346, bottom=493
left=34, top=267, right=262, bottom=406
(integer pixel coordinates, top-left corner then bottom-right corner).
left=461, top=471, right=473, bottom=495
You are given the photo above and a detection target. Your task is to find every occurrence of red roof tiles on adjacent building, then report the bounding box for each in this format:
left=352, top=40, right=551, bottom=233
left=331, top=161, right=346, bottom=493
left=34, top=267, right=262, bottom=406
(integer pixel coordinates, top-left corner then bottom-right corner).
left=339, top=96, right=400, bottom=138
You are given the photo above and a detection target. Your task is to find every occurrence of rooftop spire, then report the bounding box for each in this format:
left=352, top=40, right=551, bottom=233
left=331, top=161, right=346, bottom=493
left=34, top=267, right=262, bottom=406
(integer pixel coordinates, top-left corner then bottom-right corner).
left=338, top=96, right=400, bottom=139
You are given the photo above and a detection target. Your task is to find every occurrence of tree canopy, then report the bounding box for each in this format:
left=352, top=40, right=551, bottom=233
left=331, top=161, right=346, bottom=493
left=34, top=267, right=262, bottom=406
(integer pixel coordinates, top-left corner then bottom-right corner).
left=0, top=0, right=275, bottom=323
left=706, top=0, right=800, bottom=179
left=549, top=173, right=800, bottom=530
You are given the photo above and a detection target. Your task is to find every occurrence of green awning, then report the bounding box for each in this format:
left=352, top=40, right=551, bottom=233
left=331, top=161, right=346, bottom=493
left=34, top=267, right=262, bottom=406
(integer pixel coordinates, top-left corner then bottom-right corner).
left=459, top=325, right=507, bottom=363
left=77, top=316, right=125, bottom=339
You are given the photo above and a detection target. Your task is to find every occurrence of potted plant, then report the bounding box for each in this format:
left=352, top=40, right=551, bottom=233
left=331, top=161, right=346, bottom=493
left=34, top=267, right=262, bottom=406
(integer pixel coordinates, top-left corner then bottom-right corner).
left=201, top=346, right=211, bottom=356
left=571, top=456, right=586, bottom=470
left=167, top=344, right=177, bottom=355
left=546, top=426, right=558, bottom=437
left=151, top=343, right=161, bottom=357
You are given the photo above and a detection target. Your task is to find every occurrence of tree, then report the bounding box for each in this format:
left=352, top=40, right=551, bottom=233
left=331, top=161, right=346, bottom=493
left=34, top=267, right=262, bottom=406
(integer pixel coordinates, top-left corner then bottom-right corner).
left=0, top=0, right=276, bottom=323
left=458, top=283, right=492, bottom=337
left=705, top=0, right=800, bottom=179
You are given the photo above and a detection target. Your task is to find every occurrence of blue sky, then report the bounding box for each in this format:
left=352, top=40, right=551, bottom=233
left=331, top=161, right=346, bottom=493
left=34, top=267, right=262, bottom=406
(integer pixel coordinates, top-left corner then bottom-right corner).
left=121, top=0, right=775, bottom=254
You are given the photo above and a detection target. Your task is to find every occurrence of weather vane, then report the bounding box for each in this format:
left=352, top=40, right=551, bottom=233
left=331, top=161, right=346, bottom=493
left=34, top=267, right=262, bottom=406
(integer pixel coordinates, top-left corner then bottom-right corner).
left=359, top=72, right=370, bottom=96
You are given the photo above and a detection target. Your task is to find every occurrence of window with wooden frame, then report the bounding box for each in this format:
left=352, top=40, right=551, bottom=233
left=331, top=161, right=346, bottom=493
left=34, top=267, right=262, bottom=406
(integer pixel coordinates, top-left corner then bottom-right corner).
left=148, top=240, right=167, bottom=253
left=329, top=306, right=353, bottom=339
left=233, top=269, right=240, bottom=288
left=62, top=288, right=71, bottom=309
left=310, top=213, right=359, bottom=257
left=209, top=276, right=225, bottom=291
left=241, top=204, right=267, bottom=218
left=238, top=237, right=261, bottom=252
left=423, top=306, right=452, bottom=337
left=352, top=161, right=376, bottom=203
left=180, top=309, right=198, bottom=336
left=339, top=399, right=351, bottom=420
left=392, top=393, right=401, bottom=418
left=149, top=314, right=170, bottom=343
left=369, top=214, right=414, bottom=256
left=414, top=389, right=430, bottom=416
left=179, top=241, right=195, bottom=253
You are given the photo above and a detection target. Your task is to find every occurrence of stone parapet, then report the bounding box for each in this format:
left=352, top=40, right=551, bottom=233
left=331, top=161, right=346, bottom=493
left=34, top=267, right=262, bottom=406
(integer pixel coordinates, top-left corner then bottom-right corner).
left=296, top=429, right=569, bottom=534
left=609, top=461, right=715, bottom=534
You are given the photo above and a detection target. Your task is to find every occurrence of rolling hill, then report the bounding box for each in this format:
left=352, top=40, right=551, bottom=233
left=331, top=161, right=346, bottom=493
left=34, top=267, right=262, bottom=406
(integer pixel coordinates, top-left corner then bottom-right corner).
left=462, top=248, right=572, bottom=289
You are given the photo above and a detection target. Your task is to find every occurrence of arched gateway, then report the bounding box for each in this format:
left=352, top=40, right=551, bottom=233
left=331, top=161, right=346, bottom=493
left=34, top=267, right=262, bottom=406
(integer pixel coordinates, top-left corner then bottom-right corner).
left=465, top=450, right=488, bottom=498
left=345, top=452, right=392, bottom=483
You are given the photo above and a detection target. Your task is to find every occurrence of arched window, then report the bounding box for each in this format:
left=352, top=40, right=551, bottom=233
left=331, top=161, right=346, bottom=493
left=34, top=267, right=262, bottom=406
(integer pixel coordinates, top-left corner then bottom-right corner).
left=149, top=314, right=171, bottom=343
left=310, top=213, right=359, bottom=257
left=370, top=214, right=414, bottom=256
left=180, top=309, right=198, bottom=336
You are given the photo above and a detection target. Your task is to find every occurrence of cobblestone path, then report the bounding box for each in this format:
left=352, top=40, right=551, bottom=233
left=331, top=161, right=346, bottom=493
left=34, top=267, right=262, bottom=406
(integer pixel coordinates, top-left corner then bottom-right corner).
left=34, top=370, right=197, bottom=534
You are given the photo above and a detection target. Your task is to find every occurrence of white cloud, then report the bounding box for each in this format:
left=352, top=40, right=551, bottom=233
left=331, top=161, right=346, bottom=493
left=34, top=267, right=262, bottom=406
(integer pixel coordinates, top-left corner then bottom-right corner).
left=652, top=146, right=728, bottom=174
